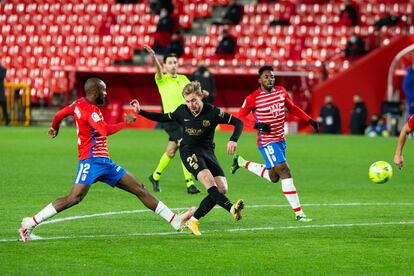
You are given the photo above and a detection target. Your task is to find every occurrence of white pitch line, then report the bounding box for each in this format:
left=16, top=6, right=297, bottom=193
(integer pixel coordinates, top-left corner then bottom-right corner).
left=4, top=202, right=414, bottom=243
left=41, top=209, right=150, bottom=225
left=3, top=221, right=414, bottom=243
left=41, top=202, right=414, bottom=225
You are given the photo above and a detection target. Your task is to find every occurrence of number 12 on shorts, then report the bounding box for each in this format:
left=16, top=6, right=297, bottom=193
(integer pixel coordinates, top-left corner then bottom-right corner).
left=76, top=163, right=90, bottom=183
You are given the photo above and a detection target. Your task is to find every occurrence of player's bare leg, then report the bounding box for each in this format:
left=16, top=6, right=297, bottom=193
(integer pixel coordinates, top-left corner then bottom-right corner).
left=53, top=184, right=90, bottom=211
left=20, top=184, right=90, bottom=242
left=273, top=163, right=312, bottom=222
left=116, top=172, right=194, bottom=230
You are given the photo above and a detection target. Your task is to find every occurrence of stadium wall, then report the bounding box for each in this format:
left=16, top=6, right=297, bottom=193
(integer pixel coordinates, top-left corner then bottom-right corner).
left=310, top=35, right=414, bottom=134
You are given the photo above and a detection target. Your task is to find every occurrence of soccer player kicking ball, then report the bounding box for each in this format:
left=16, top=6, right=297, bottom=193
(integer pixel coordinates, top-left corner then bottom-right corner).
left=231, top=66, right=319, bottom=222
left=393, top=114, right=414, bottom=170
left=19, top=78, right=194, bottom=243
left=130, top=81, right=244, bottom=235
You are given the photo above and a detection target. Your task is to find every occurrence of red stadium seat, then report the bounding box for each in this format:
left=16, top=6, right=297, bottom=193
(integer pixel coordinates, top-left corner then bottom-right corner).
left=179, top=14, right=193, bottom=29
left=134, top=3, right=148, bottom=15
left=44, top=45, right=57, bottom=58
left=49, top=3, right=61, bottom=14
left=126, top=35, right=140, bottom=48
left=87, top=35, right=100, bottom=46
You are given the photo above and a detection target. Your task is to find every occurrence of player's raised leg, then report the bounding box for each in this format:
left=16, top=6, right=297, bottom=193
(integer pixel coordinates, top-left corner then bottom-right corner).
left=20, top=184, right=90, bottom=242
left=231, top=154, right=277, bottom=182
left=116, top=172, right=194, bottom=230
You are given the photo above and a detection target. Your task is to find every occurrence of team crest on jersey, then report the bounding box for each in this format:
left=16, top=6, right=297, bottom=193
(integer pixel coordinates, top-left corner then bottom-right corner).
left=218, top=109, right=225, bottom=118
left=203, top=120, right=210, bottom=127
left=91, top=112, right=101, bottom=122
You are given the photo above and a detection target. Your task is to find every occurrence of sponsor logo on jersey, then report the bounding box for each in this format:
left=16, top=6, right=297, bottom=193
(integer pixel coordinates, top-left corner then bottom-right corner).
left=185, top=127, right=203, bottom=136
left=91, top=112, right=101, bottom=122
left=81, top=174, right=87, bottom=181
left=184, top=118, right=190, bottom=121
left=116, top=166, right=121, bottom=172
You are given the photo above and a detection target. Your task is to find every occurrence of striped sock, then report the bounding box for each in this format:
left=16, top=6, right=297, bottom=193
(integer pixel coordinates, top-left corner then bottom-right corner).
left=244, top=160, right=271, bottom=182
left=155, top=201, right=180, bottom=230
left=281, top=178, right=302, bottom=213
left=33, top=203, right=58, bottom=225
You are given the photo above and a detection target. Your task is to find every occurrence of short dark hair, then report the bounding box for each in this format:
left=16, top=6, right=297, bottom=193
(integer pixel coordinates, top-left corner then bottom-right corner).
left=163, top=53, right=177, bottom=63
left=258, top=65, right=273, bottom=76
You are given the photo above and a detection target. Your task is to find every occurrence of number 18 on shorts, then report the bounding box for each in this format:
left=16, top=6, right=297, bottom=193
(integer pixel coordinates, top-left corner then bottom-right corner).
left=258, top=141, right=287, bottom=169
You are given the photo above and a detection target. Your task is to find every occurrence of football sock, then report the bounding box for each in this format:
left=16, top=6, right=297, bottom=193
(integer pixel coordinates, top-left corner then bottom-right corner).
left=281, top=178, right=302, bottom=213
left=207, top=186, right=232, bottom=212
left=243, top=160, right=271, bottom=182
left=155, top=201, right=181, bottom=230
left=194, top=195, right=216, bottom=220
left=153, top=153, right=172, bottom=181
left=32, top=203, right=58, bottom=226
left=181, top=162, right=194, bottom=187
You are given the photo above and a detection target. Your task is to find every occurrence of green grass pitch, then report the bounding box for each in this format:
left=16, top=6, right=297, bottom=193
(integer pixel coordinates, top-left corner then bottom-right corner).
left=0, top=127, right=413, bottom=275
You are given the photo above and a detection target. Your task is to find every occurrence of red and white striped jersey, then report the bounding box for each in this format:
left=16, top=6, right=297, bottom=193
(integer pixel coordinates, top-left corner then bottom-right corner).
left=51, top=97, right=127, bottom=161
left=238, top=86, right=311, bottom=146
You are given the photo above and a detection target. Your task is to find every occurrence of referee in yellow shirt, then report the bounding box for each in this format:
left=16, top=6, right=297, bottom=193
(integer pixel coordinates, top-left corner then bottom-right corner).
left=144, top=45, right=200, bottom=194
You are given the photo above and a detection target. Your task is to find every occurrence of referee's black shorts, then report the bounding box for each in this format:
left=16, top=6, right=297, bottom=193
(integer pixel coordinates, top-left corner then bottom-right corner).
left=180, top=145, right=225, bottom=179
left=162, top=121, right=183, bottom=142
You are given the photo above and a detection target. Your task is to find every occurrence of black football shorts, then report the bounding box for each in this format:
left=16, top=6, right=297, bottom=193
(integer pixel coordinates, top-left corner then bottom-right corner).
left=180, top=145, right=225, bottom=179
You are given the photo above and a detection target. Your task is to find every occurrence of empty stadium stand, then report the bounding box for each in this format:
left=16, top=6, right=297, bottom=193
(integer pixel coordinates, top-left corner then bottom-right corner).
left=0, top=0, right=413, bottom=105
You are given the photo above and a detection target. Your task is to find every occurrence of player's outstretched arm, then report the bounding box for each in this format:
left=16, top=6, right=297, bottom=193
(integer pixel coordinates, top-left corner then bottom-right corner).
left=49, top=104, right=76, bottom=138
left=394, top=123, right=411, bottom=170
left=227, top=115, right=244, bottom=143
left=308, top=118, right=320, bottom=132
left=227, top=141, right=237, bottom=155
left=91, top=118, right=134, bottom=137
left=130, top=99, right=172, bottom=122
left=238, top=96, right=257, bottom=129
left=217, top=110, right=244, bottom=154
left=144, top=45, right=163, bottom=80
left=284, top=94, right=319, bottom=132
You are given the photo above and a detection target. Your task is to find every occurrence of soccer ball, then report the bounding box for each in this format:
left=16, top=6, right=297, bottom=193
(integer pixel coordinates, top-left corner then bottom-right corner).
left=368, top=161, right=393, bottom=184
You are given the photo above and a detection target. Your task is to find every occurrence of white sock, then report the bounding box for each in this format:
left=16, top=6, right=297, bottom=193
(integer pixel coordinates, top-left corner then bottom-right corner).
left=244, top=161, right=271, bottom=182
left=33, top=203, right=58, bottom=226
left=155, top=201, right=179, bottom=230
left=281, top=178, right=302, bottom=213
